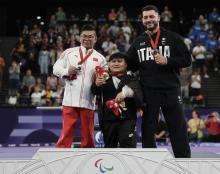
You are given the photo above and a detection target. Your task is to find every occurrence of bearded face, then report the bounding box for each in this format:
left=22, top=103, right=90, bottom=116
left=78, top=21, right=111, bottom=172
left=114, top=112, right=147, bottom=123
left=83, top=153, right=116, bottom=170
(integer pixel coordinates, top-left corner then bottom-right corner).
left=142, top=10, right=160, bottom=32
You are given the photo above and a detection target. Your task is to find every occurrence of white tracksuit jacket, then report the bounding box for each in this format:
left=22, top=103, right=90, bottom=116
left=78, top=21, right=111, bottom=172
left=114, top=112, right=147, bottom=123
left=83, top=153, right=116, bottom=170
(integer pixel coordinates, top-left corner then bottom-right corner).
left=53, top=46, right=106, bottom=110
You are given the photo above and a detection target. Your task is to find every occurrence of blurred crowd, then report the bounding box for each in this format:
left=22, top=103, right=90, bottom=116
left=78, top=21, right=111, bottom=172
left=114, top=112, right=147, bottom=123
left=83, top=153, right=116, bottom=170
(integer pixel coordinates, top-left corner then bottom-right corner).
left=187, top=110, right=220, bottom=143
left=153, top=109, right=220, bottom=144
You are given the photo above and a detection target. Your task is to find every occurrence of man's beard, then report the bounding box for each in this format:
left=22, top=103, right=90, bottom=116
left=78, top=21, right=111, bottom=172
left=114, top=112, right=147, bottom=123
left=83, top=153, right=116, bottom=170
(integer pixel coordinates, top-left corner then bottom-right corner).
left=144, top=21, right=159, bottom=32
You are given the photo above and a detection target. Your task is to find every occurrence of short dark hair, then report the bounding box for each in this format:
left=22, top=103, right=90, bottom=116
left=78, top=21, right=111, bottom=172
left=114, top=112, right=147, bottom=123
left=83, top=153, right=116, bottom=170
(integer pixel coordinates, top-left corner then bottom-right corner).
left=108, top=52, right=129, bottom=63
left=192, top=110, right=200, bottom=118
left=80, top=24, right=95, bottom=34
left=142, top=5, right=159, bottom=14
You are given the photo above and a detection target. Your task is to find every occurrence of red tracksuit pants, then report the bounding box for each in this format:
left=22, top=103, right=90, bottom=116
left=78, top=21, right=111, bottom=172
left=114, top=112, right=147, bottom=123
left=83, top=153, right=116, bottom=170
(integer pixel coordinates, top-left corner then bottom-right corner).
left=56, top=106, right=95, bottom=148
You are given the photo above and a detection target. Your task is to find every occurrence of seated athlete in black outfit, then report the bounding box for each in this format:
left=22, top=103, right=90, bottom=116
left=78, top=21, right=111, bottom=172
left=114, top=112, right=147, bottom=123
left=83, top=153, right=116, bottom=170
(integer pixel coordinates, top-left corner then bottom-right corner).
left=91, top=52, right=143, bottom=148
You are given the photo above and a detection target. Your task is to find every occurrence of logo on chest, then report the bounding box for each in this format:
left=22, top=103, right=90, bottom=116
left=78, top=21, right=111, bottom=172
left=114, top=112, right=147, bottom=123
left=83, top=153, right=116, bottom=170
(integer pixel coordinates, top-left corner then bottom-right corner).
left=137, top=45, right=170, bottom=62
left=93, top=57, right=98, bottom=62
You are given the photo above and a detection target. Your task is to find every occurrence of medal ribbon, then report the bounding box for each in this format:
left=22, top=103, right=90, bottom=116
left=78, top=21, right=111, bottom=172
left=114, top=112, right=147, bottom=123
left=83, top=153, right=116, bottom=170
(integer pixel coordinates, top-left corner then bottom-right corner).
left=147, top=29, right=160, bottom=49
left=78, top=47, right=93, bottom=65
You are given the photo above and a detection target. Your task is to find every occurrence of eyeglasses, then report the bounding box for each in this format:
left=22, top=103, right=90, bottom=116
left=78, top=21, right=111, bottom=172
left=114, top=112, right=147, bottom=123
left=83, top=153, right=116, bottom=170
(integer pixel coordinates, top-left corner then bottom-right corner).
left=80, top=34, right=95, bottom=39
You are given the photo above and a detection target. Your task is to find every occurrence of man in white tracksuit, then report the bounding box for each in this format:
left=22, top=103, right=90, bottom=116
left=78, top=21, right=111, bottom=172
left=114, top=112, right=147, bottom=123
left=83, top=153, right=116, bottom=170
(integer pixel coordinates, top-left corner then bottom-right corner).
left=53, top=25, right=106, bottom=148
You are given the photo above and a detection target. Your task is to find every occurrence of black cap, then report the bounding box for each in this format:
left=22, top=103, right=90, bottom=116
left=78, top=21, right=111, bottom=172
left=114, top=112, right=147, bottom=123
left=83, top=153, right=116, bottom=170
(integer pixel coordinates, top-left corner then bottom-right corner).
left=108, top=52, right=129, bottom=63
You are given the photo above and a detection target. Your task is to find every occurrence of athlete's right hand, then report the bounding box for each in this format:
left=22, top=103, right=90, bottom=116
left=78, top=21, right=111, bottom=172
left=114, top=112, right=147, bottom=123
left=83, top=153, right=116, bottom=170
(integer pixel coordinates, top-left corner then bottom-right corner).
left=68, top=66, right=79, bottom=75
left=95, top=74, right=106, bottom=86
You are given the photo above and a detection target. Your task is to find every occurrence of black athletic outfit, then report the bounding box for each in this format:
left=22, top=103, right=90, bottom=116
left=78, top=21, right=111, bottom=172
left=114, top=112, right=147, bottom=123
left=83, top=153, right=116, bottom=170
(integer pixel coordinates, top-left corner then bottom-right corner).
left=127, top=27, right=191, bottom=158
left=91, top=74, right=142, bottom=148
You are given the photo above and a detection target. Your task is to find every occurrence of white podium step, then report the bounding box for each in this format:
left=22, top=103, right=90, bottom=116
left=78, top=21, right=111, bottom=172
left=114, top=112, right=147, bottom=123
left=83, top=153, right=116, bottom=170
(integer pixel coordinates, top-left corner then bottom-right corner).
left=0, top=148, right=220, bottom=174
left=0, top=159, right=42, bottom=174
left=32, top=148, right=173, bottom=174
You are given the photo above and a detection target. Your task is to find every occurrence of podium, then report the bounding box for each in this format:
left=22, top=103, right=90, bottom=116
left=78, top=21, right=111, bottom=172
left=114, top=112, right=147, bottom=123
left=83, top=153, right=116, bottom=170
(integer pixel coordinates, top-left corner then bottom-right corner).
left=0, top=148, right=220, bottom=174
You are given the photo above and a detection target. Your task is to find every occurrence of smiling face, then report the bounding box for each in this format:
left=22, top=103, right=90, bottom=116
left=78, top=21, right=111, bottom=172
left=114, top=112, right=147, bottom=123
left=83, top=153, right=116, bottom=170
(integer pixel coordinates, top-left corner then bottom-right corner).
left=108, top=58, right=127, bottom=73
left=80, top=30, right=97, bottom=49
left=142, top=10, right=160, bottom=32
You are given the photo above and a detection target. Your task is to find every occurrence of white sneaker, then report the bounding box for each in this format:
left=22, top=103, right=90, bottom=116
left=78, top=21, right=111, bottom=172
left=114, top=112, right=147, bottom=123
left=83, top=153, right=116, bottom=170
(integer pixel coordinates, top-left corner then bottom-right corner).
left=204, top=74, right=210, bottom=78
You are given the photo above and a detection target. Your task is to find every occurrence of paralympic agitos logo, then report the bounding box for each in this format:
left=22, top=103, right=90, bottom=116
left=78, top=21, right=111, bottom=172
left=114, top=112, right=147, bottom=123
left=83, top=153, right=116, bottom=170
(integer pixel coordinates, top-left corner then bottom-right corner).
left=95, top=159, right=114, bottom=173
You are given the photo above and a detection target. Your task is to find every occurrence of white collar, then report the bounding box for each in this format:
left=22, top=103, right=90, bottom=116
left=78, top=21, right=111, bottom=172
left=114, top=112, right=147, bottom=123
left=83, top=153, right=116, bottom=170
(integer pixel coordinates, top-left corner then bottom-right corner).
left=112, top=76, right=121, bottom=89
left=80, top=45, right=93, bottom=55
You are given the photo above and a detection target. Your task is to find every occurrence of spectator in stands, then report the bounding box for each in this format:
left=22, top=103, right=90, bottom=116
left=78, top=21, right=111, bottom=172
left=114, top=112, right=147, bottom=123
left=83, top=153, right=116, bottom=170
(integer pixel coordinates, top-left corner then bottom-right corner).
left=108, top=8, right=117, bottom=21
left=101, top=37, right=115, bottom=55
left=116, top=34, right=127, bottom=52
left=69, top=14, right=79, bottom=21
left=56, top=37, right=64, bottom=59
left=207, top=23, right=217, bottom=34
left=47, top=28, right=55, bottom=44
left=42, top=33, right=49, bottom=45
left=192, top=20, right=201, bottom=38
left=198, top=15, right=208, bottom=31
left=83, top=13, right=93, bottom=21
left=52, top=84, right=64, bottom=106
left=208, top=8, right=220, bottom=35
left=22, top=69, right=36, bottom=93
left=121, top=21, right=133, bottom=44
left=67, top=34, right=78, bottom=48
left=205, top=111, right=220, bottom=142
left=30, top=24, right=42, bottom=42
left=18, top=84, right=30, bottom=106
left=192, top=40, right=209, bottom=78
left=189, top=69, right=201, bottom=97
left=69, top=24, right=80, bottom=38
left=160, top=6, right=173, bottom=30
left=30, top=77, right=45, bottom=95
left=31, top=86, right=43, bottom=106
left=9, top=61, right=20, bottom=96
left=187, top=29, right=196, bottom=46
left=26, top=51, right=39, bottom=76
left=117, top=6, right=127, bottom=21
left=187, top=110, right=205, bottom=142
left=21, top=25, right=29, bottom=39
left=197, top=26, right=208, bottom=46
left=46, top=74, right=58, bottom=91
left=205, top=31, right=219, bottom=72
left=53, top=24, right=107, bottom=148
left=49, top=46, right=57, bottom=72
left=38, top=45, right=50, bottom=76
left=28, top=34, right=38, bottom=54
left=0, top=53, right=6, bottom=91
left=55, top=6, right=66, bottom=22
left=97, top=14, right=106, bottom=22
left=106, top=44, right=119, bottom=60
left=107, top=21, right=120, bottom=38
left=208, top=8, right=220, bottom=23
left=161, top=6, right=173, bottom=22
left=192, top=94, right=206, bottom=108
left=41, top=85, right=54, bottom=106
left=98, top=24, right=109, bottom=44
left=11, top=37, right=27, bottom=65
left=155, top=113, right=169, bottom=143
left=49, top=15, right=57, bottom=28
